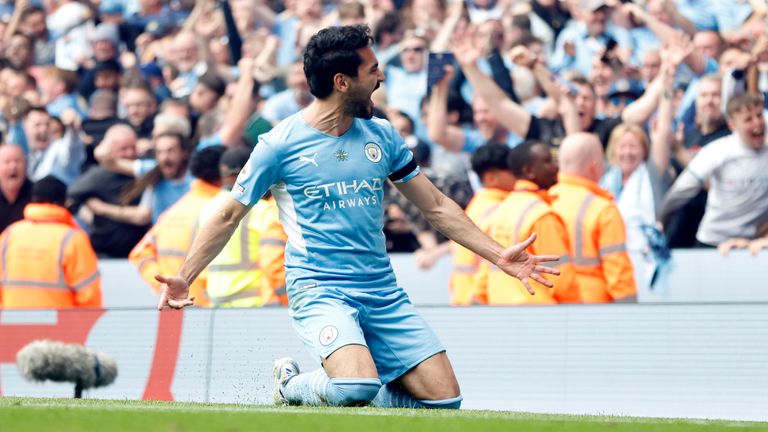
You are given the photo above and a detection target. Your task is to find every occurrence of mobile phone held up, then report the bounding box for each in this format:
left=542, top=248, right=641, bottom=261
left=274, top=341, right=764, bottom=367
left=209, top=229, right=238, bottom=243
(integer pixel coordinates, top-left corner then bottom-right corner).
left=427, top=52, right=456, bottom=88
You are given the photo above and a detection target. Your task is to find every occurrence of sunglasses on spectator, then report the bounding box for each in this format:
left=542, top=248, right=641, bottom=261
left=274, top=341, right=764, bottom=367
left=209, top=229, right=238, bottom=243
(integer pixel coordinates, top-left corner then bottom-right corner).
left=402, top=46, right=426, bottom=53
left=610, top=96, right=635, bottom=106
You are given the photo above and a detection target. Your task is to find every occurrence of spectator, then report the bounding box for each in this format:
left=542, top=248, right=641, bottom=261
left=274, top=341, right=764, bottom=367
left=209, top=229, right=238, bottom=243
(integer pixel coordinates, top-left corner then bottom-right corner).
left=39, top=66, right=86, bottom=119
left=549, top=0, right=632, bottom=77
left=129, top=145, right=226, bottom=307
left=79, top=90, right=122, bottom=168
left=450, top=144, right=514, bottom=306
left=121, top=82, right=158, bottom=139
left=664, top=74, right=730, bottom=248
left=77, top=23, right=122, bottom=100
left=600, top=55, right=676, bottom=252
left=199, top=146, right=288, bottom=307
left=427, top=65, right=522, bottom=156
left=551, top=133, right=637, bottom=303
left=451, top=31, right=657, bottom=152
left=69, top=124, right=149, bottom=258
left=0, top=144, right=32, bottom=232
left=261, top=62, right=313, bottom=126
left=482, top=140, right=579, bottom=305
left=372, top=11, right=404, bottom=66
left=167, top=31, right=208, bottom=98
left=661, top=92, right=768, bottom=248
left=384, top=31, right=428, bottom=122
left=0, top=175, right=102, bottom=309
left=108, top=132, right=193, bottom=224
left=6, top=3, right=54, bottom=66
left=24, top=106, right=84, bottom=186
left=5, top=33, right=35, bottom=72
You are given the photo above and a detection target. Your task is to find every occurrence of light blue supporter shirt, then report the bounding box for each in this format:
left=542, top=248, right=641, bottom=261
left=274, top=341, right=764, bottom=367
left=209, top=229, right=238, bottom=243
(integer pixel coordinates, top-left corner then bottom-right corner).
left=231, top=112, right=419, bottom=292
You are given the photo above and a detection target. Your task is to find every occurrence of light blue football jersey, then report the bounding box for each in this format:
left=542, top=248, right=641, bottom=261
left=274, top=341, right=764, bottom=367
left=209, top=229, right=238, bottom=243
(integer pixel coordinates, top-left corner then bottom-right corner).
left=231, top=111, right=419, bottom=292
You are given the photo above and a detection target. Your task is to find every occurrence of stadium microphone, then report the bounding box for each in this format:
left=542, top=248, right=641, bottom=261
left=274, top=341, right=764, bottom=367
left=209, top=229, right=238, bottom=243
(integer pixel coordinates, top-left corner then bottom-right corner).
left=16, top=339, right=118, bottom=398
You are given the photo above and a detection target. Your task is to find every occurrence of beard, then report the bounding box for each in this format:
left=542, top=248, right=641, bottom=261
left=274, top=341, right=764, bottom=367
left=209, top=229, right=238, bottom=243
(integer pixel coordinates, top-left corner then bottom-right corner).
left=347, top=82, right=379, bottom=120
left=350, top=98, right=374, bottom=119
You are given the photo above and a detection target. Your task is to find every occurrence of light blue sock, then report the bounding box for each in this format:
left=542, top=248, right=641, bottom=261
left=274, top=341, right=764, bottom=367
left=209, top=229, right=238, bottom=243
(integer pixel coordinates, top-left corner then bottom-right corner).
left=371, top=383, right=463, bottom=409
left=281, top=368, right=329, bottom=406
left=281, top=368, right=382, bottom=406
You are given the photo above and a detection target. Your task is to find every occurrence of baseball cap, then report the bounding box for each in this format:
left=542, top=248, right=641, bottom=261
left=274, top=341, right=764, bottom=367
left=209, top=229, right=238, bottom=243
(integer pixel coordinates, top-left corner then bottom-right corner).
left=582, top=0, right=610, bottom=11
left=99, top=0, right=124, bottom=15
left=91, top=23, right=120, bottom=46
left=607, top=78, right=644, bottom=99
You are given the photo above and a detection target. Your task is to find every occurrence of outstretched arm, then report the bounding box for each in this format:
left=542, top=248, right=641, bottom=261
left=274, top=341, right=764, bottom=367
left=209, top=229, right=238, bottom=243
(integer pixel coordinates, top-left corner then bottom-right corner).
left=396, top=173, right=560, bottom=294
left=156, top=197, right=250, bottom=309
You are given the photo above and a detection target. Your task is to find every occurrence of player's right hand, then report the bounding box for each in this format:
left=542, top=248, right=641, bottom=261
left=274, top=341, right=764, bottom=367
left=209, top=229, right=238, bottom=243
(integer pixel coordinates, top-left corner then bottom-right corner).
left=155, top=274, right=195, bottom=310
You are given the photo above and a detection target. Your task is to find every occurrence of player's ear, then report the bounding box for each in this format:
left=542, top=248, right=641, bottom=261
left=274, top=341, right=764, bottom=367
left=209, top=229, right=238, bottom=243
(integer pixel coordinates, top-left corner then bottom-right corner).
left=334, top=73, right=350, bottom=93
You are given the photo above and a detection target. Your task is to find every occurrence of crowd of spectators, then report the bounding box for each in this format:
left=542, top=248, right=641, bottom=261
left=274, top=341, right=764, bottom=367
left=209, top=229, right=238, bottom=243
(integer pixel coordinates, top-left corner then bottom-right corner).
left=1, top=0, right=768, bottom=307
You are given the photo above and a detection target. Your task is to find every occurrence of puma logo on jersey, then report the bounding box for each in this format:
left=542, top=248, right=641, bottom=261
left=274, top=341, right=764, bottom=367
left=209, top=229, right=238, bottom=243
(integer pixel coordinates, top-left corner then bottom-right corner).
left=299, top=153, right=319, bottom=167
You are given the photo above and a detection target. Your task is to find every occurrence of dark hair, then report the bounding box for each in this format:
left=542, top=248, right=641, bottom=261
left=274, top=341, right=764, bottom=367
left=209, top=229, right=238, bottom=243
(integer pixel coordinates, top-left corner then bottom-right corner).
left=570, top=76, right=595, bottom=96
left=32, top=175, right=67, bottom=206
left=507, top=140, right=544, bottom=177
left=119, top=132, right=189, bottom=204
left=190, top=145, right=225, bottom=184
left=392, top=109, right=414, bottom=134
left=303, top=25, right=373, bottom=99
left=373, top=12, right=402, bottom=45
left=23, top=105, right=49, bottom=119
left=20, top=5, right=45, bottom=20
left=726, top=92, right=764, bottom=118
left=471, top=144, right=511, bottom=178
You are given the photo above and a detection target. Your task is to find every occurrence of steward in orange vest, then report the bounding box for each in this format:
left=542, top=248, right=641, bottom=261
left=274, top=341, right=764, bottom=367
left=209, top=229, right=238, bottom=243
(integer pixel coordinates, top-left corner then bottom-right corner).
left=129, top=146, right=226, bottom=307
left=0, top=176, right=102, bottom=309
left=482, top=141, right=580, bottom=305
left=451, top=145, right=515, bottom=305
left=551, top=133, right=637, bottom=303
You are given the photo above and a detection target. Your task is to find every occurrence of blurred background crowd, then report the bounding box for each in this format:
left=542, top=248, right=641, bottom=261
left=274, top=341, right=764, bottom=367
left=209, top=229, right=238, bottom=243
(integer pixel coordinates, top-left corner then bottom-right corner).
left=1, top=0, right=768, bottom=309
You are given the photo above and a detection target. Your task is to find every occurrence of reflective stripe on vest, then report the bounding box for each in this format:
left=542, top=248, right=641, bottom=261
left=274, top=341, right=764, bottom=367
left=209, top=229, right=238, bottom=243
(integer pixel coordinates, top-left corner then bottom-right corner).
left=209, top=212, right=262, bottom=273
left=573, top=194, right=626, bottom=266
left=72, top=270, right=100, bottom=292
left=210, top=287, right=262, bottom=305
left=157, top=249, right=188, bottom=258
left=478, top=203, right=501, bottom=225
left=513, top=200, right=545, bottom=243
left=573, top=194, right=597, bottom=266
left=1, top=227, right=76, bottom=290
left=260, top=238, right=286, bottom=247
left=453, top=264, right=477, bottom=274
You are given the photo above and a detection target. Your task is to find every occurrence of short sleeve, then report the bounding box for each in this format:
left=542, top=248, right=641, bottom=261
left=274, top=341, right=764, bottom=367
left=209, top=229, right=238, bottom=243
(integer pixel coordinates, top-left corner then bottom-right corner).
left=686, top=140, right=721, bottom=182
left=386, top=124, right=420, bottom=184
left=231, top=137, right=281, bottom=206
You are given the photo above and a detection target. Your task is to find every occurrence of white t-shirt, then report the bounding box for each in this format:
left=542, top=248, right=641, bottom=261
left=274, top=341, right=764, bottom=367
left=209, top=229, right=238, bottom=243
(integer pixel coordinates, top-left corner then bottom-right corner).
left=680, top=134, right=768, bottom=244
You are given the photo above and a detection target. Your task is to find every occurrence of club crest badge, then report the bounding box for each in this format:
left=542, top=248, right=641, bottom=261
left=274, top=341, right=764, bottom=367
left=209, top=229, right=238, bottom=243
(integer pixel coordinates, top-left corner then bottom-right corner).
left=364, top=142, right=382, bottom=163
left=319, top=325, right=339, bottom=346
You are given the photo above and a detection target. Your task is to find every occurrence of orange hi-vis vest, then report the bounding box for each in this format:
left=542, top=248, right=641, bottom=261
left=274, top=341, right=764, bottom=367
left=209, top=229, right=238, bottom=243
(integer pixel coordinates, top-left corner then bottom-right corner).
left=450, top=188, right=508, bottom=305
left=129, top=179, right=221, bottom=307
left=550, top=174, right=637, bottom=303
left=0, top=203, right=102, bottom=309
left=482, top=180, right=580, bottom=305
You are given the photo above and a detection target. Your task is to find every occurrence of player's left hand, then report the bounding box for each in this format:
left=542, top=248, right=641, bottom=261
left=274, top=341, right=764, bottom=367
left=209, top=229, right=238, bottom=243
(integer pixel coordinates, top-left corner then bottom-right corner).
left=495, top=233, right=560, bottom=296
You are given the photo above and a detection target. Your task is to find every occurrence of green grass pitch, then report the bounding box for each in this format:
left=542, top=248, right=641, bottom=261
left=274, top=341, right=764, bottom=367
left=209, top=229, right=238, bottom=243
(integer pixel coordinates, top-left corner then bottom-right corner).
left=2, top=397, right=767, bottom=432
